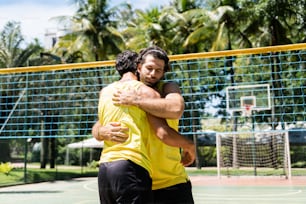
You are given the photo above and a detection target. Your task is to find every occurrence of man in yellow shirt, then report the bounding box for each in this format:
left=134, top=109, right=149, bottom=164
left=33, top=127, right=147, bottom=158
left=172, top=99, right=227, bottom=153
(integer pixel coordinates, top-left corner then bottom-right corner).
left=96, top=46, right=195, bottom=203
left=93, top=50, right=195, bottom=204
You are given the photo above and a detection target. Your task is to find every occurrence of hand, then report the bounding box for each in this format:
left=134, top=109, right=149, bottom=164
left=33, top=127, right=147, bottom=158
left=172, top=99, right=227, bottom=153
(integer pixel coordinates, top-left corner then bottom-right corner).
left=180, top=144, right=196, bottom=167
left=112, top=90, right=139, bottom=106
left=99, top=122, right=129, bottom=143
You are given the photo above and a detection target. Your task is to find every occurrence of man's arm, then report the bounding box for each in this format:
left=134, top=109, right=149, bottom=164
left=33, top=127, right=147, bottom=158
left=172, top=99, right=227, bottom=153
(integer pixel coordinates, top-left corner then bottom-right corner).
left=131, top=84, right=195, bottom=165
left=92, top=121, right=129, bottom=143
left=92, top=88, right=131, bottom=143
left=93, top=115, right=195, bottom=166
left=146, top=113, right=195, bottom=166
left=113, top=82, right=184, bottom=119
left=98, top=84, right=195, bottom=166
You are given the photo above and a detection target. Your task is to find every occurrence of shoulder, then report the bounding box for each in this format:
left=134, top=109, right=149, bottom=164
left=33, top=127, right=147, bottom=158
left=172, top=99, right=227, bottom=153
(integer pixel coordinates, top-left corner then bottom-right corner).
left=99, top=82, right=116, bottom=97
left=138, top=84, right=160, bottom=98
left=161, top=81, right=181, bottom=96
left=99, top=88, right=105, bottom=98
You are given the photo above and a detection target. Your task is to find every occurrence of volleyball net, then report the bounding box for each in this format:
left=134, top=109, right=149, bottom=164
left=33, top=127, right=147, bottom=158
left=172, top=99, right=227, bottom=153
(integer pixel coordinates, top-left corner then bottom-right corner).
left=0, top=43, right=306, bottom=141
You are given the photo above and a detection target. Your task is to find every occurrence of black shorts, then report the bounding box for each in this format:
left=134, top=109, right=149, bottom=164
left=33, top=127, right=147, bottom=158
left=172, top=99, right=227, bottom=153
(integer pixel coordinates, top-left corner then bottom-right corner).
left=98, top=160, right=152, bottom=204
left=152, top=181, right=194, bottom=204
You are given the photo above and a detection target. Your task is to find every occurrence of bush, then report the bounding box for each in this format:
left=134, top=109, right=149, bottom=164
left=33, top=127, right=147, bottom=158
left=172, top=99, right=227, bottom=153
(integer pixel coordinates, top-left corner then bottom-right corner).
left=87, top=160, right=99, bottom=169
left=0, top=162, right=14, bottom=175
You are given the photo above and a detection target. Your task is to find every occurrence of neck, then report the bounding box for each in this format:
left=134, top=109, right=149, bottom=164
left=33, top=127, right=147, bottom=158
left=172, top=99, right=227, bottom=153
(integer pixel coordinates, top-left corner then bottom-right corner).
left=120, top=72, right=137, bottom=82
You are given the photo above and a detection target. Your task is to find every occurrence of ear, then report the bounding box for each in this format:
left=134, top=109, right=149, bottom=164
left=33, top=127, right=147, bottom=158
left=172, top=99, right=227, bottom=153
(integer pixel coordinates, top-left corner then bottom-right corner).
left=137, top=64, right=141, bottom=72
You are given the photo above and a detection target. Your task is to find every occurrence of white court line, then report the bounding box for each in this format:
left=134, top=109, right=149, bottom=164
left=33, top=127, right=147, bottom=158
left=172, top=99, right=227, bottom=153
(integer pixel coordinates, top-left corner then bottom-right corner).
left=74, top=199, right=98, bottom=204
left=194, top=197, right=306, bottom=202
left=83, top=180, right=98, bottom=192
left=193, top=189, right=303, bottom=198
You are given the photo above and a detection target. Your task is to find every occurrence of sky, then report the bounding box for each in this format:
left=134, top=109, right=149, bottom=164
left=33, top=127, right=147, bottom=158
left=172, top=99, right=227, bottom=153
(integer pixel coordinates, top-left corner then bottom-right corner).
left=0, top=0, right=168, bottom=46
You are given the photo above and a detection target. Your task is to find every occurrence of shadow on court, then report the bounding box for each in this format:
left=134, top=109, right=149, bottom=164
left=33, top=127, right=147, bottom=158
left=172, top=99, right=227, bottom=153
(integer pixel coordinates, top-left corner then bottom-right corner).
left=1, top=176, right=306, bottom=204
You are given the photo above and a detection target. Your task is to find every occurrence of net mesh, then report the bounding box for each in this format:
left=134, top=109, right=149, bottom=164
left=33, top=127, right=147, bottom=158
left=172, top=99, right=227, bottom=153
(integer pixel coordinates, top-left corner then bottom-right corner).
left=0, top=44, right=306, bottom=140
left=216, top=131, right=291, bottom=177
left=0, top=67, right=118, bottom=138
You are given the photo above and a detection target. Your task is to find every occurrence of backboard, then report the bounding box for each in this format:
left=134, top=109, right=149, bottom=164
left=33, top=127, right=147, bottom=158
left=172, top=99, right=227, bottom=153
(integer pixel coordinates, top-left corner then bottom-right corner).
left=226, top=84, right=271, bottom=114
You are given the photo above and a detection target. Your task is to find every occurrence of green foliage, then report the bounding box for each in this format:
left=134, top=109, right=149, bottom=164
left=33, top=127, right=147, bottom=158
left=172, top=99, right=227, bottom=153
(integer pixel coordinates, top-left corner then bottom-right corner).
left=87, top=160, right=99, bottom=169
left=290, top=146, right=306, bottom=168
left=0, top=21, right=42, bottom=68
left=0, top=162, right=14, bottom=175
left=0, top=167, right=98, bottom=187
left=197, top=146, right=217, bottom=166
left=52, top=0, right=124, bottom=61
left=291, top=161, right=306, bottom=168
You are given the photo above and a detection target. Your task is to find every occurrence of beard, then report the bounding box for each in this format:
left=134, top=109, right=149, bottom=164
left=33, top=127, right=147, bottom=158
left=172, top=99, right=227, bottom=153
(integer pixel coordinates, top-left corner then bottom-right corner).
left=144, top=80, right=158, bottom=88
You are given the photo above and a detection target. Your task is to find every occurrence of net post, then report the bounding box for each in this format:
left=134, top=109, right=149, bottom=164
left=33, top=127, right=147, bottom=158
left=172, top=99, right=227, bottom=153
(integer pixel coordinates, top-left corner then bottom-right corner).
left=216, top=133, right=221, bottom=179
left=284, top=131, right=292, bottom=179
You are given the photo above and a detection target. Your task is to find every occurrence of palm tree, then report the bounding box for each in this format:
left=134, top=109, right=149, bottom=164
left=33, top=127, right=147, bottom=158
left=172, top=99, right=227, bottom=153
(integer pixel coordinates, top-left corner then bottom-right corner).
left=155, top=0, right=236, bottom=53
left=52, top=0, right=124, bottom=62
left=0, top=21, right=42, bottom=162
left=122, top=0, right=208, bottom=54
left=247, top=0, right=304, bottom=46
left=238, top=0, right=305, bottom=130
left=0, top=21, right=42, bottom=68
left=121, top=7, right=172, bottom=52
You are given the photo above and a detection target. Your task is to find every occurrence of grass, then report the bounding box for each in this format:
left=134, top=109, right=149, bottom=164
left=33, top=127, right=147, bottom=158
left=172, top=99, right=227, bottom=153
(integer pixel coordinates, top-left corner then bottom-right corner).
left=186, top=167, right=306, bottom=177
left=1, top=165, right=306, bottom=187
left=0, top=164, right=98, bottom=187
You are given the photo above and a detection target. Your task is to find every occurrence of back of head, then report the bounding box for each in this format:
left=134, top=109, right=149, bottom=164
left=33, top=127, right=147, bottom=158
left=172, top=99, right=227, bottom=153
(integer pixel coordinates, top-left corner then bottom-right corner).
left=137, top=46, right=170, bottom=72
left=116, top=50, right=138, bottom=76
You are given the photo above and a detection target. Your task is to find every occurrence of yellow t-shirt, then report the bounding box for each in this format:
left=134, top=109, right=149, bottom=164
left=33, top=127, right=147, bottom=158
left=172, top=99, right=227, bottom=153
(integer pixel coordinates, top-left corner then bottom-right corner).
left=98, top=80, right=152, bottom=176
left=150, top=81, right=189, bottom=190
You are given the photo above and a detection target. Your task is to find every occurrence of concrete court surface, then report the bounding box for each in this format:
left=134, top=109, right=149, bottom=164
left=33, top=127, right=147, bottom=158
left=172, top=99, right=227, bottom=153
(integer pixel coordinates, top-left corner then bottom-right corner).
left=1, top=176, right=306, bottom=204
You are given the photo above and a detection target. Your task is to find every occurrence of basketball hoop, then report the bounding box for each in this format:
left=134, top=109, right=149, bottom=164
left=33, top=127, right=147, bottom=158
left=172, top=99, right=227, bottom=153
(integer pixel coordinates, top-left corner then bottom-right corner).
left=243, top=105, right=253, bottom=117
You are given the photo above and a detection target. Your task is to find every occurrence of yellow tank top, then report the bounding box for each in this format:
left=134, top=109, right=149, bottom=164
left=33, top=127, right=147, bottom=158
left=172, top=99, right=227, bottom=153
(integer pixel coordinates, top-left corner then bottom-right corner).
left=150, top=81, right=189, bottom=190
left=98, top=80, right=152, bottom=176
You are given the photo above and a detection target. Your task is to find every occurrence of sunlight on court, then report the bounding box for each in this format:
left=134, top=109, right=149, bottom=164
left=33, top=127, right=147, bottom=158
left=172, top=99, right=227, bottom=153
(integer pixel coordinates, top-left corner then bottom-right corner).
left=193, top=186, right=306, bottom=204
